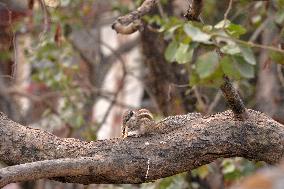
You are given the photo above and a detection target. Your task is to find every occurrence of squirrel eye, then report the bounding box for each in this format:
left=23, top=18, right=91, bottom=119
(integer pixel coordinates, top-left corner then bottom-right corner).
left=129, top=110, right=134, bottom=117
left=124, top=110, right=134, bottom=123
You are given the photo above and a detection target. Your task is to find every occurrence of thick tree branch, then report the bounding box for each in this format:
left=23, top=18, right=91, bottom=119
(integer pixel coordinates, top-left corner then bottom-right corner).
left=0, top=157, right=100, bottom=188
left=0, top=109, right=284, bottom=186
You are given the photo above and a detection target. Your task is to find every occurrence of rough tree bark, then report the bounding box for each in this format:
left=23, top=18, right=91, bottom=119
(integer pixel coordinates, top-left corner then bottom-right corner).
left=0, top=109, right=284, bottom=186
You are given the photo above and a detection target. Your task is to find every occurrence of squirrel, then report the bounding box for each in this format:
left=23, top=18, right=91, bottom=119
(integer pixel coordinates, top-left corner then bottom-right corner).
left=121, top=109, right=155, bottom=138
left=121, top=109, right=202, bottom=138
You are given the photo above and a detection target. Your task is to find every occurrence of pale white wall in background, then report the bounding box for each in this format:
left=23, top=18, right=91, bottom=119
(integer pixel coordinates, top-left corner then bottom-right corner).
left=94, top=27, right=143, bottom=140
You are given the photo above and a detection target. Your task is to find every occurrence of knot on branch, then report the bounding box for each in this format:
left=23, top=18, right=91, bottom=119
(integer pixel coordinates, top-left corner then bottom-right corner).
left=112, top=19, right=143, bottom=35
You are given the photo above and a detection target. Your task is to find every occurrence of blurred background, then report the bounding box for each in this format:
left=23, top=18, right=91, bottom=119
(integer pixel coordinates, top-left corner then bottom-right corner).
left=0, top=0, right=284, bottom=188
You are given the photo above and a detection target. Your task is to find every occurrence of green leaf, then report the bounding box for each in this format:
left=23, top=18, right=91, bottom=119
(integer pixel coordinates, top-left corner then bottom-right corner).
left=200, top=67, right=224, bottom=87
left=157, top=176, right=175, bottom=189
left=163, top=23, right=182, bottom=37
left=196, top=51, right=219, bottom=79
left=224, top=170, right=241, bottom=181
left=239, top=45, right=256, bottom=65
left=175, top=43, right=193, bottom=64
left=269, top=51, right=284, bottom=65
left=227, top=24, right=247, bottom=37
left=155, top=174, right=187, bottom=189
left=167, top=24, right=182, bottom=34
left=196, top=165, right=209, bottom=179
left=222, top=161, right=236, bottom=174
left=220, top=56, right=241, bottom=79
left=214, top=19, right=231, bottom=29
left=221, top=43, right=241, bottom=55
left=233, top=56, right=255, bottom=78
left=165, top=40, right=178, bottom=62
left=214, top=20, right=246, bottom=38
left=277, top=0, right=284, bottom=8
left=184, top=23, right=211, bottom=44
left=203, top=25, right=213, bottom=32
left=275, top=11, right=284, bottom=24
left=189, top=72, right=199, bottom=86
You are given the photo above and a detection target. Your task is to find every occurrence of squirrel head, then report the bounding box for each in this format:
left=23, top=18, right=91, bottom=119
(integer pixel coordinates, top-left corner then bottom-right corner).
left=122, top=109, right=153, bottom=126
left=122, top=110, right=135, bottom=126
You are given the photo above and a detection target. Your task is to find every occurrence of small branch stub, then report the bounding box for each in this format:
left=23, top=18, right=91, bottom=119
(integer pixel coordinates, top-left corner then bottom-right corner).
left=111, top=0, right=158, bottom=34
left=220, top=76, right=248, bottom=120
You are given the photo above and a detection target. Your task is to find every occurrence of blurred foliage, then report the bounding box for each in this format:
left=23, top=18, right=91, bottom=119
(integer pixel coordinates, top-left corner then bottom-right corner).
left=22, top=0, right=98, bottom=135
left=145, top=16, right=256, bottom=86
left=28, top=35, right=87, bottom=129
left=221, top=158, right=265, bottom=181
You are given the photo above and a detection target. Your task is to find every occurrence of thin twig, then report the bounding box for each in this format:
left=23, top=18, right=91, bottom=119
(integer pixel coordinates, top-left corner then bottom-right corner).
left=98, top=76, right=126, bottom=126
left=77, top=79, right=135, bottom=109
left=193, top=86, right=206, bottom=112
left=157, top=0, right=166, bottom=18
left=249, top=16, right=271, bottom=42
left=207, top=90, right=222, bottom=114
left=7, top=88, right=61, bottom=116
left=12, top=32, right=18, bottom=80
left=100, top=41, right=127, bottom=75
left=230, top=2, right=253, bottom=21
left=214, top=34, right=284, bottom=54
left=223, top=0, right=233, bottom=29
left=97, top=41, right=128, bottom=126
left=0, top=75, right=14, bottom=80
left=169, top=83, right=191, bottom=88
left=38, top=0, right=51, bottom=34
